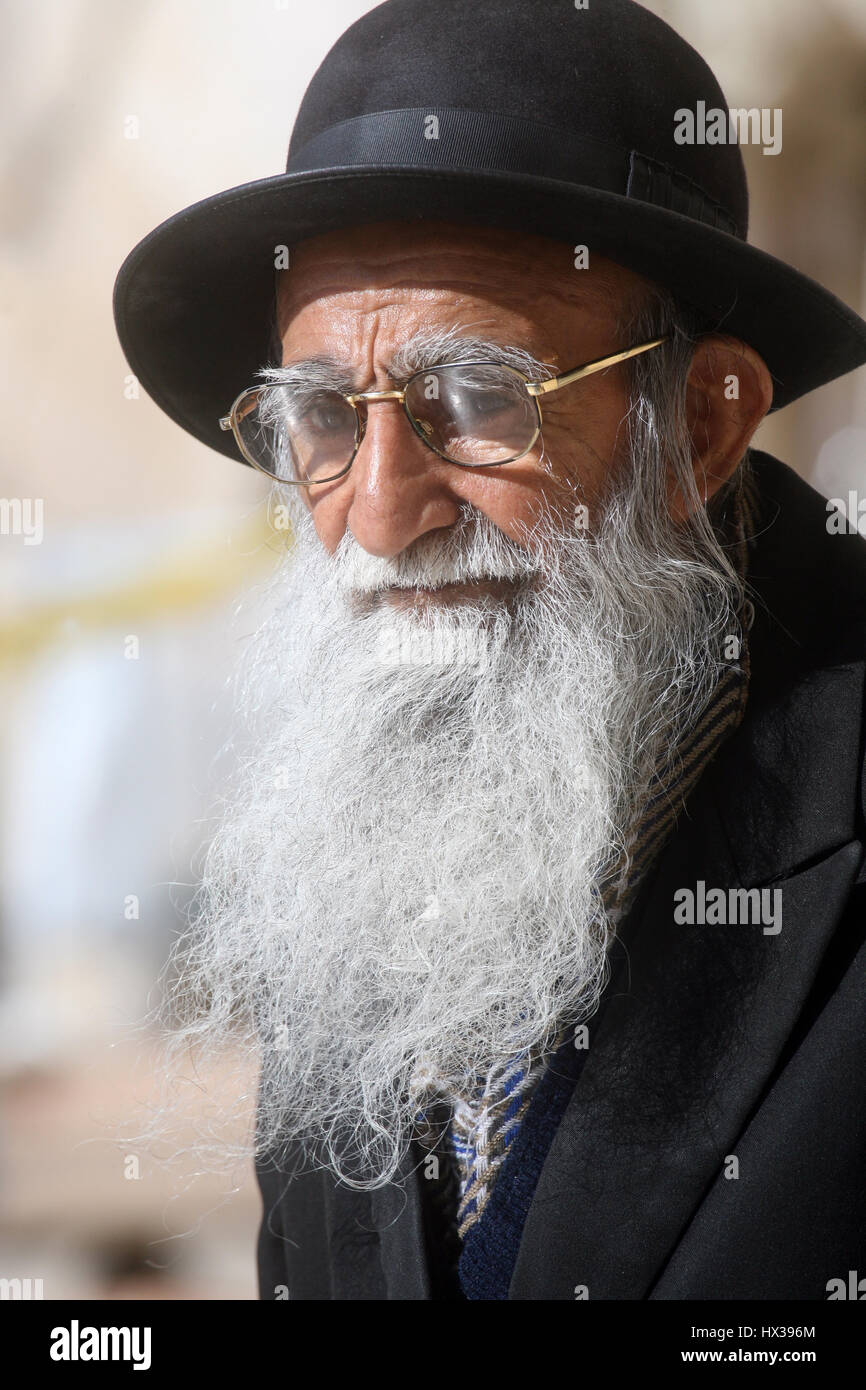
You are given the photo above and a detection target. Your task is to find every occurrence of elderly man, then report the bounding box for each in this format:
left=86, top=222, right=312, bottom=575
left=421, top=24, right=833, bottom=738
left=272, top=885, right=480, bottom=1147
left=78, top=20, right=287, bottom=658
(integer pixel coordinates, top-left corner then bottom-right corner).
left=114, top=0, right=866, bottom=1301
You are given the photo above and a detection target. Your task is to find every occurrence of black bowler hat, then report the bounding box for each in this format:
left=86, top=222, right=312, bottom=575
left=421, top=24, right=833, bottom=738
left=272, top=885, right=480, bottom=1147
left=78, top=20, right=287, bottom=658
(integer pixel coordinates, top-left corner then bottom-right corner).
left=113, top=0, right=866, bottom=466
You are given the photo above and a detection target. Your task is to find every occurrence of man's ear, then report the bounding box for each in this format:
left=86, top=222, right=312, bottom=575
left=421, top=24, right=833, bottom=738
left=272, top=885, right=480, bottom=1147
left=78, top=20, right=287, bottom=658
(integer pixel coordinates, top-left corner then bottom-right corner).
left=670, top=335, right=773, bottom=522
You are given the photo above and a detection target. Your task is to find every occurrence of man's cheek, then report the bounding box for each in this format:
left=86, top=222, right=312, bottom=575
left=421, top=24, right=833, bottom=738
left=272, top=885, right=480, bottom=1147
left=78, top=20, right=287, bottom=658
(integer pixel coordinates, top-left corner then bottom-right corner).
left=307, top=497, right=346, bottom=554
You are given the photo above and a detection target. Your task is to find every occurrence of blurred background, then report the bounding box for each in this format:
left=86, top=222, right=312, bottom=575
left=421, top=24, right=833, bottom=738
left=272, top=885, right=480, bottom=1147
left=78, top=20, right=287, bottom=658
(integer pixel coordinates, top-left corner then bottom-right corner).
left=0, top=0, right=864, bottom=1300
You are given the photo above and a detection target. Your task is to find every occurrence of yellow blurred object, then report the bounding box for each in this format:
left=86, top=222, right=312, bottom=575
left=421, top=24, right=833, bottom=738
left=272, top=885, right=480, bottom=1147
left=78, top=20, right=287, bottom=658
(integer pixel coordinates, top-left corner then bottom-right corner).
left=0, top=511, right=287, bottom=666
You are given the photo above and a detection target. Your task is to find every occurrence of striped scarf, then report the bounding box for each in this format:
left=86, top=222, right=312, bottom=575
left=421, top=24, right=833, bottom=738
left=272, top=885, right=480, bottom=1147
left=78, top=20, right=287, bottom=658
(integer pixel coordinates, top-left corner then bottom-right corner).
left=412, top=468, right=759, bottom=1240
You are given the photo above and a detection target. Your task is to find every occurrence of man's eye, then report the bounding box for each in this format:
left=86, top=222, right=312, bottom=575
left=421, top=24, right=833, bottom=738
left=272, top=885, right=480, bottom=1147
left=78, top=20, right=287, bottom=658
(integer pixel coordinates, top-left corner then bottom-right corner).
left=465, top=389, right=513, bottom=417
left=308, top=404, right=345, bottom=432
left=290, top=394, right=353, bottom=436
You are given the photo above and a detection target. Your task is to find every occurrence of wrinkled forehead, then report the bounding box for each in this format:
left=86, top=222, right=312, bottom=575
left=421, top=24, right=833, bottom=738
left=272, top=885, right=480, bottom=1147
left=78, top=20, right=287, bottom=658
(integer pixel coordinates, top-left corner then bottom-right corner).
left=274, top=219, right=651, bottom=338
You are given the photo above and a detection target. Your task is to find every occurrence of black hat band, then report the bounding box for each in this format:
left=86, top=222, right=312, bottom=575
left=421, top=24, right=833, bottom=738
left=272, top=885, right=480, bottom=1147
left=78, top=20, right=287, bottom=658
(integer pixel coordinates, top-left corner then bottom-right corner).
left=286, top=106, right=742, bottom=239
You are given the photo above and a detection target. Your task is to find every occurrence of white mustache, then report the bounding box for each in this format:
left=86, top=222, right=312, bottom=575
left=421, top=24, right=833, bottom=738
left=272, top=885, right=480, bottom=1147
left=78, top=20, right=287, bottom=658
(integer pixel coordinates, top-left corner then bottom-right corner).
left=328, top=509, right=549, bottom=593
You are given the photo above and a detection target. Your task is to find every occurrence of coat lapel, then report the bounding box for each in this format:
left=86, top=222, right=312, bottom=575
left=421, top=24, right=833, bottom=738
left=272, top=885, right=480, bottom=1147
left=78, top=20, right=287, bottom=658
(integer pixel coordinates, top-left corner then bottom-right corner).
left=509, top=772, right=863, bottom=1298
left=314, top=1151, right=430, bottom=1298
left=370, top=1159, right=431, bottom=1299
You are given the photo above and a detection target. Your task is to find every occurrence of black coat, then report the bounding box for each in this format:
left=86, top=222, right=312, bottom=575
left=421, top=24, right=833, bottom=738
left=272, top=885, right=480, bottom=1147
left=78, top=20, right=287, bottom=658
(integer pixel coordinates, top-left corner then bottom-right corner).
left=254, top=451, right=866, bottom=1300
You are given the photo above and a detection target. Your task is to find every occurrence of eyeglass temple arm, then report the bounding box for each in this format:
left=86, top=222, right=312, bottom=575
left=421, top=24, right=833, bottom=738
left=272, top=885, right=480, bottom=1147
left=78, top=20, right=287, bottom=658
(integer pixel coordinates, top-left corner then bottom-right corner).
left=526, top=336, right=670, bottom=397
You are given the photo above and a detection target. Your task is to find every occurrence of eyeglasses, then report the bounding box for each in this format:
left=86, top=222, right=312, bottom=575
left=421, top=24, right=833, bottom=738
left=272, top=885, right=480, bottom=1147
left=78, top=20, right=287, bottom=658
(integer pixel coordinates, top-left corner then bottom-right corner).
left=218, top=336, right=669, bottom=487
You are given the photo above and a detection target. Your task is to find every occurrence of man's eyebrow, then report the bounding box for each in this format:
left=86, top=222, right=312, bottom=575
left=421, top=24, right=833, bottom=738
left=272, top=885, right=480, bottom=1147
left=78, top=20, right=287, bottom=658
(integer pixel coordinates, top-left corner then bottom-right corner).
left=255, top=355, right=358, bottom=391
left=254, top=334, right=557, bottom=391
left=390, top=330, right=556, bottom=380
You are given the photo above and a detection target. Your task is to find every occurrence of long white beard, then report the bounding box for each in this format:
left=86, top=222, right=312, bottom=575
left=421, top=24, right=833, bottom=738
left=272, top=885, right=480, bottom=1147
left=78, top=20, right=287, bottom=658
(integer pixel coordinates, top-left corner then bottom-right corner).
left=160, top=467, right=739, bottom=1188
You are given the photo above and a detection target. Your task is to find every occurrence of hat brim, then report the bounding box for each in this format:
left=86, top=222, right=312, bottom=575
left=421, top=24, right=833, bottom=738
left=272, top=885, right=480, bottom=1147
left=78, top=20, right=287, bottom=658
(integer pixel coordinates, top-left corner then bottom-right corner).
left=113, top=165, right=866, bottom=466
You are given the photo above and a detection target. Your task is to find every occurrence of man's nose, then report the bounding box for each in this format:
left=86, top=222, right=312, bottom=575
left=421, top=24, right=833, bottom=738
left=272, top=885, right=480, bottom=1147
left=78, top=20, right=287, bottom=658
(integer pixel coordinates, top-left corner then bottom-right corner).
left=344, top=398, right=463, bottom=558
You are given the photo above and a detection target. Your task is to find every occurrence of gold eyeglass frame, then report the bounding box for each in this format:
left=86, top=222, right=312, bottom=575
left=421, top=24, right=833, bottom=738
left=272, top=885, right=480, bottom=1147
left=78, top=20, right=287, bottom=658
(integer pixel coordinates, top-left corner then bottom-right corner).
left=218, top=335, right=669, bottom=486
